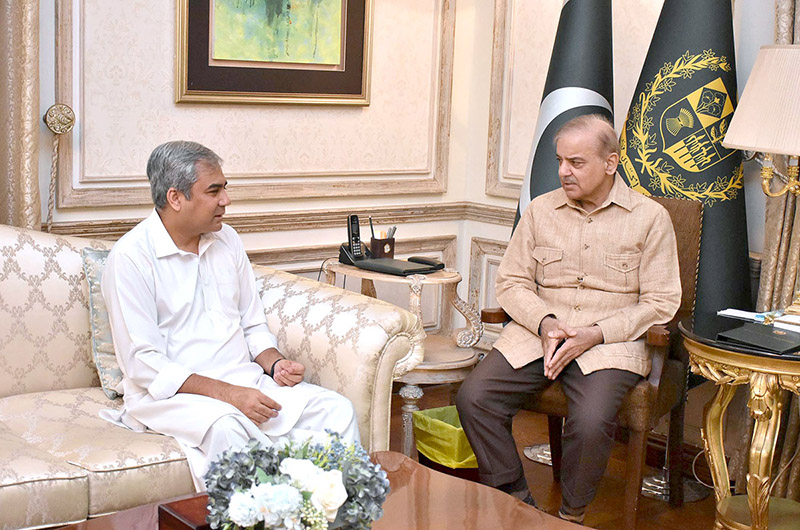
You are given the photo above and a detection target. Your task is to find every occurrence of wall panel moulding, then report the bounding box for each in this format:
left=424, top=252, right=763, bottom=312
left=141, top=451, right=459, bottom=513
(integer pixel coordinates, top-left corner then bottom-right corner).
left=49, top=202, right=516, bottom=240
left=54, top=0, right=455, bottom=207
left=468, top=237, right=508, bottom=351
left=248, top=236, right=456, bottom=270
left=250, top=235, right=458, bottom=331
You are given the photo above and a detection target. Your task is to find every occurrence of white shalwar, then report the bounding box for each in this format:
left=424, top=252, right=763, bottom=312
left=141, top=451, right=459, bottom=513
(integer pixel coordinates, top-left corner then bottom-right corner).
left=101, top=211, right=358, bottom=489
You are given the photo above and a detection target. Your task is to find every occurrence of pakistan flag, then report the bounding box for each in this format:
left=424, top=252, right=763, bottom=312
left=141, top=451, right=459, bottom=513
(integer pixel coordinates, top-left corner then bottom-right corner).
left=619, top=0, right=750, bottom=318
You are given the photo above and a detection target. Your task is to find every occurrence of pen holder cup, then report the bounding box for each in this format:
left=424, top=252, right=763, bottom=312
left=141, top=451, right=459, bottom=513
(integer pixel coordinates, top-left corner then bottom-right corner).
left=370, top=237, right=395, bottom=259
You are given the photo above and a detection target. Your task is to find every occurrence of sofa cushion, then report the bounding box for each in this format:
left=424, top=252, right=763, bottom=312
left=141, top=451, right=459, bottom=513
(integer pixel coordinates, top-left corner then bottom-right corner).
left=81, top=247, right=123, bottom=399
left=0, top=387, right=195, bottom=516
left=0, top=424, right=88, bottom=529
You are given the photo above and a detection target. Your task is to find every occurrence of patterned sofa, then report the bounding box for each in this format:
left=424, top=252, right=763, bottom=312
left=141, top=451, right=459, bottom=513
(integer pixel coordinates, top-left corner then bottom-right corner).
left=0, top=224, right=424, bottom=529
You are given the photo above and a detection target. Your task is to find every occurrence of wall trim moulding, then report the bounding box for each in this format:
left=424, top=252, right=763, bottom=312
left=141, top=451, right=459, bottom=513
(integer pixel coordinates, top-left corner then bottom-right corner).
left=249, top=235, right=457, bottom=331
left=53, top=0, right=455, bottom=208
left=485, top=0, right=520, bottom=199
left=248, top=235, right=456, bottom=269
left=468, top=236, right=508, bottom=351
left=48, top=202, right=516, bottom=240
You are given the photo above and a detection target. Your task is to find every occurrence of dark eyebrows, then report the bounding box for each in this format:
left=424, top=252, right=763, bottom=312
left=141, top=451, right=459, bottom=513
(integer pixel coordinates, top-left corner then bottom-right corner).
left=205, top=181, right=228, bottom=192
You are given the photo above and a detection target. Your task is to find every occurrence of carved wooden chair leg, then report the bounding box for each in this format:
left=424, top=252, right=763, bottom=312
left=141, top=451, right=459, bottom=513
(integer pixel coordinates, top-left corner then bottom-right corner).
left=625, top=428, right=648, bottom=530
left=547, top=415, right=564, bottom=482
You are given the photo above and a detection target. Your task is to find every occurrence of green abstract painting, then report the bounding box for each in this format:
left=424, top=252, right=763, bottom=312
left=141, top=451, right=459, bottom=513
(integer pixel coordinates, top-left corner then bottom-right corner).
left=212, top=0, right=343, bottom=65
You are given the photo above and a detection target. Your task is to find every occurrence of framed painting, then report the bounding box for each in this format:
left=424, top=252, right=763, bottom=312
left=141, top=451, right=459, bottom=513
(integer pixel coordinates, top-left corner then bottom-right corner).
left=176, top=0, right=372, bottom=105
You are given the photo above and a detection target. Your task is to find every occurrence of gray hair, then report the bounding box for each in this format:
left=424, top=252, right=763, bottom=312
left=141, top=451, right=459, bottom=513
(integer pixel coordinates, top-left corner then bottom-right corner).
left=553, top=114, right=619, bottom=157
left=146, top=141, right=222, bottom=209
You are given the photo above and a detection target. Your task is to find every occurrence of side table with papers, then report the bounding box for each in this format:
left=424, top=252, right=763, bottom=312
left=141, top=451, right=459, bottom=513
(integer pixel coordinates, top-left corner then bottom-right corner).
left=323, top=260, right=484, bottom=456
left=680, top=315, right=800, bottom=530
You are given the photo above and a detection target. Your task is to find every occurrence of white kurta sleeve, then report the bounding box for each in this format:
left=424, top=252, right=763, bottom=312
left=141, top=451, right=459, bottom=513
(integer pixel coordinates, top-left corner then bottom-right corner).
left=102, top=250, right=193, bottom=400
left=229, top=229, right=279, bottom=359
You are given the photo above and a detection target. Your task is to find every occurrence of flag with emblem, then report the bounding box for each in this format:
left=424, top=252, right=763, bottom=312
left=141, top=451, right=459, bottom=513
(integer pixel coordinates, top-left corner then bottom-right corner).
left=516, top=0, right=613, bottom=225
left=618, top=0, right=750, bottom=317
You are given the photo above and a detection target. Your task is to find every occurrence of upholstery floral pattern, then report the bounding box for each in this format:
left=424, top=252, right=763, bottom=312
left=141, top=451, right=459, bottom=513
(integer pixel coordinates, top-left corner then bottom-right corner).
left=0, top=387, right=194, bottom=516
left=0, top=424, right=88, bottom=530
left=255, top=264, right=425, bottom=452
left=0, top=226, right=112, bottom=398
left=81, top=248, right=122, bottom=399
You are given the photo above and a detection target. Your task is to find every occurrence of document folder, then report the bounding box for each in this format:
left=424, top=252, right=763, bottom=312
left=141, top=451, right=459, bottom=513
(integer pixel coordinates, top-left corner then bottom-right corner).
left=716, top=322, right=800, bottom=355
left=353, top=258, right=436, bottom=276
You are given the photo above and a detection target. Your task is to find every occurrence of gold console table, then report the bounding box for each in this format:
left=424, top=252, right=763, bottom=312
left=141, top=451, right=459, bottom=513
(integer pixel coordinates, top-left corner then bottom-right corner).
left=680, top=318, right=800, bottom=530
left=323, top=260, right=483, bottom=456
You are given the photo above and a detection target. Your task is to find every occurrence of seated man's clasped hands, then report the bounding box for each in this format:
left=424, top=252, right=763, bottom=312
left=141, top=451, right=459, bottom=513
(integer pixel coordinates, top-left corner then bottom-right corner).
left=456, top=114, right=681, bottom=524
left=101, top=141, right=359, bottom=489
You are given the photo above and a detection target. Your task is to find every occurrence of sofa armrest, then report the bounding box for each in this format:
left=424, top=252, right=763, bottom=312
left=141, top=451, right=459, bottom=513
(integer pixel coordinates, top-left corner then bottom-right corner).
left=252, top=265, right=424, bottom=453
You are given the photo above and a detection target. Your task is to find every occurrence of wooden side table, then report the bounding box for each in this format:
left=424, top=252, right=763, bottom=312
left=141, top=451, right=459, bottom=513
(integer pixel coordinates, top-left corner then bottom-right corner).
left=680, top=318, right=800, bottom=530
left=323, top=260, right=483, bottom=455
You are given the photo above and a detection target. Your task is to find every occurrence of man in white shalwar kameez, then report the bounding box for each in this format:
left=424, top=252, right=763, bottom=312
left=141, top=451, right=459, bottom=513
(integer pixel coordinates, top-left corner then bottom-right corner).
left=101, top=141, right=359, bottom=490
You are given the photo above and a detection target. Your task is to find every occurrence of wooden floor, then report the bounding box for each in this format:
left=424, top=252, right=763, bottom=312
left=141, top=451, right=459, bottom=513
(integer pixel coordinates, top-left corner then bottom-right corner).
left=389, top=384, right=717, bottom=530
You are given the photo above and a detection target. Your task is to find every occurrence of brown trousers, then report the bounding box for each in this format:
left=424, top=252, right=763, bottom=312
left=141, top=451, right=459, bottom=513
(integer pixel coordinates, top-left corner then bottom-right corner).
left=455, top=349, right=640, bottom=508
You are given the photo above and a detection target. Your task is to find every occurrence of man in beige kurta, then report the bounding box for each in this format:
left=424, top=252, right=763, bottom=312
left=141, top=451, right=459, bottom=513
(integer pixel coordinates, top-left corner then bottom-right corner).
left=456, top=115, right=681, bottom=523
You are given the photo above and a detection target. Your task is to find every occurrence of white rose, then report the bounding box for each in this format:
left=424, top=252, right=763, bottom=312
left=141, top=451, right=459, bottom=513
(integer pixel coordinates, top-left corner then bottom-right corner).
left=227, top=491, right=258, bottom=527
left=279, top=458, right=323, bottom=490
left=310, top=469, right=348, bottom=522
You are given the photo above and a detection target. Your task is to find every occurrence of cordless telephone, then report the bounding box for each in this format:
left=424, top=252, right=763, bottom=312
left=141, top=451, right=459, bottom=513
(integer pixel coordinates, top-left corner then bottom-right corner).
left=347, top=214, right=363, bottom=259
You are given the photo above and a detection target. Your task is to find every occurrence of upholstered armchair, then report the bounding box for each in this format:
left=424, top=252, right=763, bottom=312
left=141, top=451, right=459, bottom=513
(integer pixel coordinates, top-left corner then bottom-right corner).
left=481, top=196, right=702, bottom=529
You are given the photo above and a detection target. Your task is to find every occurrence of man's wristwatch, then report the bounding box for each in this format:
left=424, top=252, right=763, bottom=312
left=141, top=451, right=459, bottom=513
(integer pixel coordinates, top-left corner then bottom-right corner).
left=268, top=357, right=285, bottom=378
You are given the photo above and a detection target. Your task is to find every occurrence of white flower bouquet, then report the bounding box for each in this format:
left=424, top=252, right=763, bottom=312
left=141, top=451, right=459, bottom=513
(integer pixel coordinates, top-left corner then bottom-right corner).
left=204, top=432, right=390, bottom=530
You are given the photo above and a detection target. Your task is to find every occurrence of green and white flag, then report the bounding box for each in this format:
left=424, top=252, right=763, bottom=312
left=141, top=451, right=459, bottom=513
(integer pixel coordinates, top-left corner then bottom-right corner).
left=516, top=0, right=614, bottom=225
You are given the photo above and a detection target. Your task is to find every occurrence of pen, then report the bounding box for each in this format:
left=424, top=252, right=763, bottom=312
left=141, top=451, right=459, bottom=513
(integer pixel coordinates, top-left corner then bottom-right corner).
left=387, top=226, right=396, bottom=239
left=369, top=216, right=376, bottom=239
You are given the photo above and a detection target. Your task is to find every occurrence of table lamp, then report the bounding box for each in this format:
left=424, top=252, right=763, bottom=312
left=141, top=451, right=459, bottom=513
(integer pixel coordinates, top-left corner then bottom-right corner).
left=723, top=44, right=800, bottom=314
left=723, top=44, right=800, bottom=197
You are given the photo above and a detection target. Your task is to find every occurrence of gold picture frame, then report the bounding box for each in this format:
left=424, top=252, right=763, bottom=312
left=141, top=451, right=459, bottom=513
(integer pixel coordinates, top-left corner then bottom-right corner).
left=176, top=0, right=372, bottom=105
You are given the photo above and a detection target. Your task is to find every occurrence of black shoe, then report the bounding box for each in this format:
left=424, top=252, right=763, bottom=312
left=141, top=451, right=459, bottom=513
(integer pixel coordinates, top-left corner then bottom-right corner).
left=521, top=493, right=537, bottom=509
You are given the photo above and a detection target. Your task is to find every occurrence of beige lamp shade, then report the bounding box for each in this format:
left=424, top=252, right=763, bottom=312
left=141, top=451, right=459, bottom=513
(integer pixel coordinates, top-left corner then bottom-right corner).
left=722, top=45, right=800, bottom=156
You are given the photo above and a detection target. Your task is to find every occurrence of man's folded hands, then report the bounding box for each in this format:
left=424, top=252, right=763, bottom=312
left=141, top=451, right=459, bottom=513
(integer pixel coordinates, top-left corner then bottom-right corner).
left=540, top=317, right=604, bottom=379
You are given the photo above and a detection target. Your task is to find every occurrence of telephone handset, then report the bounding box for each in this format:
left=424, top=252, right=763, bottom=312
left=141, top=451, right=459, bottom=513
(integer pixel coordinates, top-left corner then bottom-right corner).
left=339, top=214, right=371, bottom=264
left=348, top=214, right=364, bottom=260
